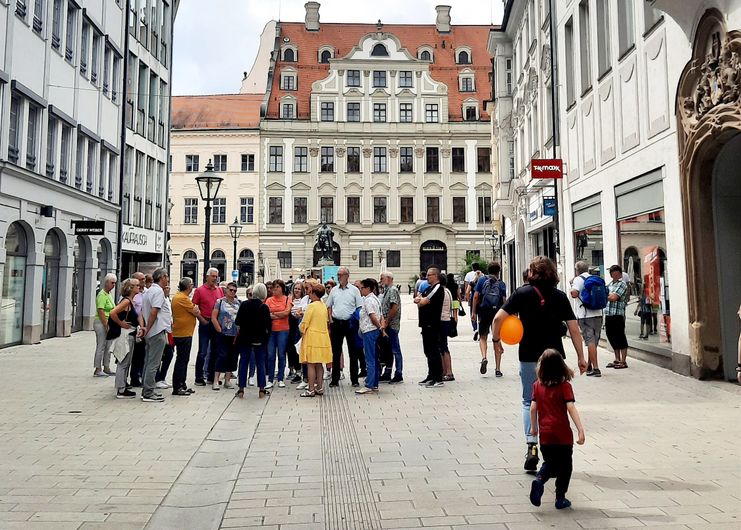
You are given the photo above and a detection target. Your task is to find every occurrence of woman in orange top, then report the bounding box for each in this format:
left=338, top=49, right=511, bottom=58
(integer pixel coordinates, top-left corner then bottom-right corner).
left=265, top=279, right=292, bottom=389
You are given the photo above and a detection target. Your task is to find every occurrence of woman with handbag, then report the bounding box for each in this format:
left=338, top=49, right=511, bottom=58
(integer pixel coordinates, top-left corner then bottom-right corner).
left=440, top=274, right=456, bottom=382
left=108, top=278, right=146, bottom=399
left=211, top=282, right=241, bottom=391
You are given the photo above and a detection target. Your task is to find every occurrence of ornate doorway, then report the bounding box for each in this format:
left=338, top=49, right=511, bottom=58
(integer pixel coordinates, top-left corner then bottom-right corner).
left=419, top=240, right=447, bottom=273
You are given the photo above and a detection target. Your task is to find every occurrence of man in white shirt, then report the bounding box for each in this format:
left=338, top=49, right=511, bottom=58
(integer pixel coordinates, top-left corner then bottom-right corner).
left=464, top=263, right=482, bottom=340
left=570, top=261, right=603, bottom=377
left=141, top=268, right=173, bottom=402
left=326, top=267, right=364, bottom=387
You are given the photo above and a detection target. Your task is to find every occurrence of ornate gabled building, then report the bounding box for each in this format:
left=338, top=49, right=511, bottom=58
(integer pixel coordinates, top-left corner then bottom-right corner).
left=258, top=3, right=496, bottom=284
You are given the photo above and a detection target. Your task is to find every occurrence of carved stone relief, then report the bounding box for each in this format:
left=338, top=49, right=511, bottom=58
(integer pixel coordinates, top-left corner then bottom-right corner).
left=389, top=147, right=399, bottom=158
left=414, top=147, right=425, bottom=158
left=362, top=147, right=373, bottom=158
left=441, top=148, right=451, bottom=158
left=335, top=146, right=346, bottom=157
left=309, top=147, right=319, bottom=157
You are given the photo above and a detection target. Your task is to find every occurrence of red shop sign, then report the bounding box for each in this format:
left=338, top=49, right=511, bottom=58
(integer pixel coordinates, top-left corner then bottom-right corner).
left=531, top=158, right=564, bottom=179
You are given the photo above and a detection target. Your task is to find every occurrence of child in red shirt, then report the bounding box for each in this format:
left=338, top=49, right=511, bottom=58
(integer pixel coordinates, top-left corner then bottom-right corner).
left=529, top=349, right=586, bottom=509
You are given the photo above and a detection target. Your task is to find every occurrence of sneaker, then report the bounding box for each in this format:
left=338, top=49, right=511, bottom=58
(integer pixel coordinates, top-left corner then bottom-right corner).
left=480, top=358, right=488, bottom=375
left=529, top=479, right=545, bottom=507
left=524, top=443, right=539, bottom=472
left=116, top=390, right=136, bottom=399
left=93, top=370, right=107, bottom=377
left=103, top=369, right=115, bottom=376
left=265, top=381, right=274, bottom=389
left=351, top=382, right=360, bottom=388
left=297, top=381, right=309, bottom=390
left=379, top=373, right=391, bottom=383
left=172, top=388, right=190, bottom=396
left=290, top=374, right=302, bottom=384
left=340, top=371, right=346, bottom=380
left=328, top=382, right=339, bottom=388
left=389, top=375, right=404, bottom=384
left=141, top=394, right=164, bottom=402
left=194, top=380, right=206, bottom=387
left=473, top=331, right=479, bottom=342
left=247, top=377, right=255, bottom=386
left=495, top=370, right=503, bottom=378
left=555, top=498, right=572, bottom=510
left=587, top=369, right=602, bottom=377
left=418, top=377, right=432, bottom=386
left=278, top=381, right=286, bottom=388
left=155, top=381, right=171, bottom=389
left=355, top=387, right=374, bottom=395
left=358, top=371, right=368, bottom=378
left=324, top=372, right=332, bottom=380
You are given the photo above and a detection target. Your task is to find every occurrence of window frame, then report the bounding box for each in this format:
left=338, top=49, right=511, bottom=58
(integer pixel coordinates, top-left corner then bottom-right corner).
left=346, top=196, right=360, bottom=223
left=399, top=147, right=413, bottom=173
left=320, top=196, right=334, bottom=223
left=426, top=196, right=440, bottom=224
left=399, top=71, right=413, bottom=88
left=372, top=70, right=387, bottom=88
left=294, top=146, right=308, bottom=172
left=213, top=154, right=227, bottom=172
left=184, top=197, right=198, bottom=224
left=185, top=154, right=199, bottom=172
left=359, top=250, right=373, bottom=268
left=346, top=147, right=361, bottom=173
left=241, top=154, right=255, bottom=172
left=269, top=146, right=283, bottom=172
left=373, top=196, right=387, bottom=224
left=453, top=196, right=467, bottom=223
left=399, top=102, right=413, bottom=123
left=240, top=197, right=254, bottom=224
left=320, top=146, right=335, bottom=172
left=347, top=102, right=361, bottom=122
left=373, top=147, right=387, bottom=173
left=320, top=101, right=335, bottom=122
left=373, top=103, right=387, bottom=123
left=451, top=147, right=465, bottom=172
left=293, top=196, right=307, bottom=224
left=425, top=104, right=439, bottom=123
left=269, top=196, right=284, bottom=224
left=400, top=196, right=414, bottom=224
left=211, top=197, right=226, bottom=224
left=425, top=147, right=440, bottom=172
left=346, top=69, right=361, bottom=87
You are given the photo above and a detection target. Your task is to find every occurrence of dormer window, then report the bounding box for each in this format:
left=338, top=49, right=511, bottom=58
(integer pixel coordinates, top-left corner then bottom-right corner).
left=281, top=96, right=296, bottom=119
left=282, top=46, right=297, bottom=62
left=457, top=50, right=471, bottom=64
left=320, top=50, right=331, bottom=63
left=463, top=100, right=479, bottom=121
left=419, top=49, right=433, bottom=62
left=371, top=43, right=389, bottom=57
left=281, top=69, right=297, bottom=91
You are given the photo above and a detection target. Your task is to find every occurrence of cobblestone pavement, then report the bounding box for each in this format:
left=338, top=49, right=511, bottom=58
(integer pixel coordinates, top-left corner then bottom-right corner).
left=0, top=295, right=739, bottom=530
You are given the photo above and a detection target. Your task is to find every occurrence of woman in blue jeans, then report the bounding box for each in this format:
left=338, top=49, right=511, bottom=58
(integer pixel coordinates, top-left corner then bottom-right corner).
left=265, top=280, right=292, bottom=389
left=235, top=283, right=272, bottom=398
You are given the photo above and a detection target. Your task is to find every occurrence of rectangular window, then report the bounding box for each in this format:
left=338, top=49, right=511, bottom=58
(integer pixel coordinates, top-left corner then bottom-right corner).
left=184, top=198, right=198, bottom=224
left=103, top=45, right=111, bottom=95
left=91, top=32, right=101, bottom=85
left=425, top=147, right=439, bottom=172
left=478, top=196, right=492, bottom=223
left=86, top=140, right=96, bottom=193
left=452, top=147, right=465, bottom=172
left=293, top=197, right=307, bottom=224
left=46, top=116, right=57, bottom=178
left=60, top=124, right=71, bottom=183
left=347, top=102, right=360, bottom=122
left=241, top=154, right=255, bottom=172
left=359, top=250, right=373, bottom=268
left=269, top=146, right=283, bottom=172
left=505, top=58, right=513, bottom=94
left=425, top=104, right=439, bottom=123
left=81, top=20, right=90, bottom=76
left=52, top=0, right=62, bottom=49
left=579, top=0, right=592, bottom=93
left=346, top=69, right=361, bottom=87
left=321, top=101, right=334, bottom=121
left=269, top=197, right=284, bottom=224
left=400, top=196, right=414, bottom=223
left=26, top=105, right=39, bottom=171
left=33, top=0, right=44, bottom=33
left=465, top=106, right=477, bottom=121
left=320, top=196, right=334, bottom=223
left=399, top=102, right=413, bottom=123
left=240, top=197, right=254, bottom=224
left=373, top=197, right=387, bottom=223
left=282, top=103, right=294, bottom=119
left=186, top=154, right=199, bottom=172
left=387, top=250, right=401, bottom=267
left=461, top=77, right=474, bottom=92
left=596, top=0, right=611, bottom=76
left=294, top=146, right=308, bottom=172
left=346, top=196, right=360, bottom=223
left=8, top=95, right=21, bottom=164
left=76, top=133, right=86, bottom=190
left=373, top=147, right=387, bottom=173
left=644, top=3, right=662, bottom=33
left=618, top=0, right=635, bottom=56
left=477, top=148, right=491, bottom=172
left=278, top=251, right=292, bottom=269
left=373, top=103, right=386, bottom=123
left=426, top=196, right=440, bottom=224
left=347, top=147, right=360, bottom=172
left=65, top=4, right=76, bottom=61
left=282, top=75, right=296, bottom=90
left=399, top=71, right=413, bottom=88
left=213, top=154, right=227, bottom=172
left=508, top=140, right=515, bottom=180
left=108, top=152, right=118, bottom=202
left=211, top=197, right=227, bottom=224
left=399, top=147, right=413, bottom=172
left=565, top=18, right=575, bottom=106
left=320, top=146, right=334, bottom=172
left=372, top=71, right=386, bottom=87
left=453, top=197, right=466, bottom=223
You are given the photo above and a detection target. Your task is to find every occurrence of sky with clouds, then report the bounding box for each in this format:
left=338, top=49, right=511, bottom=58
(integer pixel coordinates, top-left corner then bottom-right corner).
left=172, top=0, right=504, bottom=95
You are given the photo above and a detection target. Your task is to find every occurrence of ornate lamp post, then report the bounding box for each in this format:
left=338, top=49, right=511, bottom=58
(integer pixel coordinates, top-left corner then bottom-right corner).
left=195, top=160, right=222, bottom=279
left=228, top=217, right=243, bottom=274
left=257, top=250, right=264, bottom=282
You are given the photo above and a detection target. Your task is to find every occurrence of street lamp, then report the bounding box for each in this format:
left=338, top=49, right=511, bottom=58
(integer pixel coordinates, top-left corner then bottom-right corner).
left=228, top=217, right=243, bottom=273
left=257, top=250, right=264, bottom=281
left=195, top=160, right=222, bottom=279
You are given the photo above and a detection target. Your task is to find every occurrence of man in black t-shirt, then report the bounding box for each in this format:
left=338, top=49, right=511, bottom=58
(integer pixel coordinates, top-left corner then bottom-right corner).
left=491, top=256, right=587, bottom=473
left=414, top=267, right=445, bottom=387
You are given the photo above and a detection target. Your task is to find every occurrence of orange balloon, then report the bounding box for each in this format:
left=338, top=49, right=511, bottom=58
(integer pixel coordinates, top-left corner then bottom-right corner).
left=501, top=315, right=524, bottom=345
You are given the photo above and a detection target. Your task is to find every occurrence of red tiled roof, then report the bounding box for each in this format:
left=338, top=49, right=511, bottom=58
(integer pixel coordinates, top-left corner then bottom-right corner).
left=171, top=94, right=263, bottom=129
left=266, top=22, right=495, bottom=122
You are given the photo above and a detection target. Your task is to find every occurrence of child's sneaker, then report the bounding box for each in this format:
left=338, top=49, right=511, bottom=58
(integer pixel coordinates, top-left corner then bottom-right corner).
left=555, top=498, right=572, bottom=510
left=529, top=479, right=544, bottom=507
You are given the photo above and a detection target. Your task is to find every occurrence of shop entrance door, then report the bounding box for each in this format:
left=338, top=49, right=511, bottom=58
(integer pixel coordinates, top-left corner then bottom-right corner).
left=72, top=236, right=87, bottom=332
left=42, top=231, right=61, bottom=339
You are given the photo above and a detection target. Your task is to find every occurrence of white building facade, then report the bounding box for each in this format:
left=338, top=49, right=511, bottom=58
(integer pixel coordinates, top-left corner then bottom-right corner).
left=0, top=0, right=125, bottom=347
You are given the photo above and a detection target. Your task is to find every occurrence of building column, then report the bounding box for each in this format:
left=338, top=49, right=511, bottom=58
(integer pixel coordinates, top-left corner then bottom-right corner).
left=283, top=138, right=294, bottom=232
left=465, top=139, right=478, bottom=231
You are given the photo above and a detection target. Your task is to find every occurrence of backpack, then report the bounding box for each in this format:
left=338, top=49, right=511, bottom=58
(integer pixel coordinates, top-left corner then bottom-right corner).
left=479, top=276, right=505, bottom=311
left=579, top=274, right=608, bottom=310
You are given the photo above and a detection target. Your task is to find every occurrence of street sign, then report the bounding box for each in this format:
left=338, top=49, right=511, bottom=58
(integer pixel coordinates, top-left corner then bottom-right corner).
left=531, top=158, right=564, bottom=178
left=73, top=220, right=105, bottom=235
left=544, top=197, right=557, bottom=216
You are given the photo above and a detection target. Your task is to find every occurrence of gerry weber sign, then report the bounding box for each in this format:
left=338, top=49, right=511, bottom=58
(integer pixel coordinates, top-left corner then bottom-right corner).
left=121, top=225, right=164, bottom=254
left=531, top=159, right=564, bottom=179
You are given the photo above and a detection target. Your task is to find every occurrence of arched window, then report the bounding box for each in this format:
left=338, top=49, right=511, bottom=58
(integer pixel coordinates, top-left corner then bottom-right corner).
left=457, top=50, right=470, bottom=64
left=283, top=48, right=295, bottom=62
left=183, top=250, right=198, bottom=261
left=320, top=50, right=332, bottom=63
left=420, top=50, right=431, bottom=61
left=212, top=250, right=226, bottom=260
left=371, top=43, right=389, bottom=57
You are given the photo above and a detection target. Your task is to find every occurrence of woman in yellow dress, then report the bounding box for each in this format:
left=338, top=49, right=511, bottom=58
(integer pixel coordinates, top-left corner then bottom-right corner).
left=299, top=284, right=332, bottom=397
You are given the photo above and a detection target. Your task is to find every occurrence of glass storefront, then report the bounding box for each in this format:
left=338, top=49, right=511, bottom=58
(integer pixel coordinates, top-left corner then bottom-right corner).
left=72, top=236, right=86, bottom=332
left=1, top=223, right=27, bottom=347
left=572, top=194, right=604, bottom=274
left=42, top=231, right=61, bottom=339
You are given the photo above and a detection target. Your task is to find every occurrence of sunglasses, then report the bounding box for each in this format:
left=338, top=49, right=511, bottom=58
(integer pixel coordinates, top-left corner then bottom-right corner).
left=228, top=288, right=237, bottom=293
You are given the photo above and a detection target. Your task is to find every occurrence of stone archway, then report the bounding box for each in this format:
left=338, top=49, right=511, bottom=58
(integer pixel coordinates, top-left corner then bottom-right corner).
left=675, top=11, right=741, bottom=379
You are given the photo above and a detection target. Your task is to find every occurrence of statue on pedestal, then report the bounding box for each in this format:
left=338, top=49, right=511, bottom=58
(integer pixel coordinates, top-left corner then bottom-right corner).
left=315, top=223, right=335, bottom=265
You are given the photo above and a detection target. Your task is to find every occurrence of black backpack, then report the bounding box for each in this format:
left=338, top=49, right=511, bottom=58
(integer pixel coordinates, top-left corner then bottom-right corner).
left=479, top=276, right=505, bottom=311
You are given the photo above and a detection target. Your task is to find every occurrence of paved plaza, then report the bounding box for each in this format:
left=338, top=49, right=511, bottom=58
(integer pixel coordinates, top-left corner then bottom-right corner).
left=0, top=296, right=740, bottom=530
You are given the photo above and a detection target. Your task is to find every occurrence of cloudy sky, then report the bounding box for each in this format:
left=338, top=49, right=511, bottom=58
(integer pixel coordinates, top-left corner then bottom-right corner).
left=172, top=0, right=504, bottom=95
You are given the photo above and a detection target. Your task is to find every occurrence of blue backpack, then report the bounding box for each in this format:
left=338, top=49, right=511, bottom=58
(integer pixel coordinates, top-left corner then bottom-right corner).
left=479, top=276, right=505, bottom=311
left=580, top=274, right=608, bottom=310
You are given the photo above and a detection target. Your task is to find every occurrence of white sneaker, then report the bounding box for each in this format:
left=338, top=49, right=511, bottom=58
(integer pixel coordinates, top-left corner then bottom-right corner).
left=323, top=372, right=332, bottom=380
left=247, top=377, right=255, bottom=386
left=278, top=381, right=286, bottom=388
left=265, top=381, right=274, bottom=389
left=340, top=371, right=345, bottom=380
left=155, top=381, right=171, bottom=389
left=296, top=381, right=308, bottom=390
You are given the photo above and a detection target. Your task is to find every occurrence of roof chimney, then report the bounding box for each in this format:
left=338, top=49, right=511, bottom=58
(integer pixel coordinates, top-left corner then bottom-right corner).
left=305, top=2, right=320, bottom=31
left=435, top=5, right=451, bottom=33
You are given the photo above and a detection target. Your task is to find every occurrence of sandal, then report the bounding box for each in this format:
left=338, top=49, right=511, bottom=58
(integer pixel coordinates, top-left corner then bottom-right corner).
left=315, top=386, right=324, bottom=396
left=614, top=362, right=628, bottom=369
left=236, top=389, right=244, bottom=399
left=606, top=362, right=618, bottom=368
left=299, top=390, right=316, bottom=398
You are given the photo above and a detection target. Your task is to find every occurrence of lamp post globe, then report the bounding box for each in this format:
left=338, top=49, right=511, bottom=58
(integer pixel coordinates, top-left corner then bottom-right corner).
left=194, top=160, right=223, bottom=279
